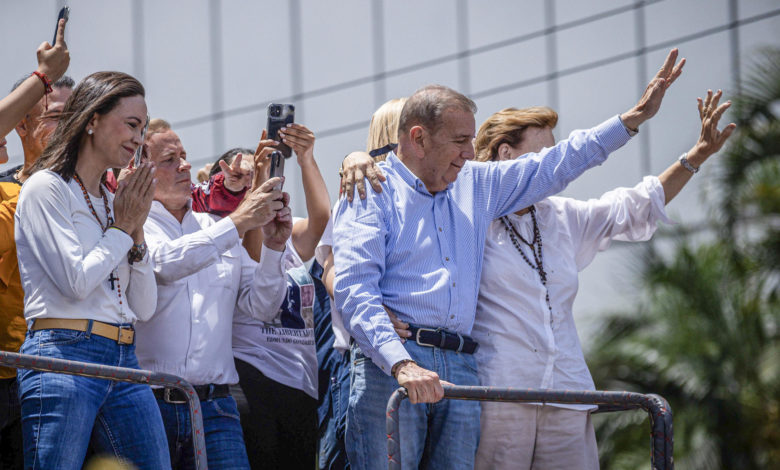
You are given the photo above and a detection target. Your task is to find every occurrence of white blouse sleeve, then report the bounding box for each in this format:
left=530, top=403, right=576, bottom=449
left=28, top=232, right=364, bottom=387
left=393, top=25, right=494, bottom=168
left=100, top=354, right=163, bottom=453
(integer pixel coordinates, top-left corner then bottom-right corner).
left=15, top=172, right=133, bottom=300
left=126, top=251, right=158, bottom=321
left=563, top=176, right=672, bottom=271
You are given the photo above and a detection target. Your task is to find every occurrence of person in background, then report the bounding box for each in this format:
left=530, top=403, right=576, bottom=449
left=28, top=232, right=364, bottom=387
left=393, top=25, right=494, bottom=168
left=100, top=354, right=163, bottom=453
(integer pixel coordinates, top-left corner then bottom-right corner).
left=136, top=117, right=292, bottom=470
left=196, top=163, right=213, bottom=183
left=16, top=71, right=167, bottom=470
left=231, top=124, right=330, bottom=470
left=389, top=92, right=734, bottom=469
left=312, top=97, right=405, bottom=469
left=0, top=20, right=71, bottom=470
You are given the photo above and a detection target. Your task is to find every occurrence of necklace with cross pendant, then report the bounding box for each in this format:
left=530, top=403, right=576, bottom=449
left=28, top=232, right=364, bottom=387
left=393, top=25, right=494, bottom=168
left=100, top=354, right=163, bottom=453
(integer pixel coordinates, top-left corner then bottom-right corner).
left=108, top=271, right=119, bottom=290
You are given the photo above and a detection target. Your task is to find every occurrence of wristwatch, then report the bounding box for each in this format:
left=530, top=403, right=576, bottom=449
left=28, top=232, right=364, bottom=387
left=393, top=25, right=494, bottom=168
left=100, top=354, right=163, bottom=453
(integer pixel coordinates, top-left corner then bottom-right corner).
left=678, top=152, right=699, bottom=174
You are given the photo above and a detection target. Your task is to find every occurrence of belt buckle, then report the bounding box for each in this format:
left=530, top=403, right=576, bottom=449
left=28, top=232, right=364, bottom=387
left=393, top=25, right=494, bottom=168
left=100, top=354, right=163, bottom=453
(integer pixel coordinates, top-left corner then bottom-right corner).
left=415, top=327, right=440, bottom=348
left=164, top=388, right=187, bottom=404
left=117, top=326, right=134, bottom=345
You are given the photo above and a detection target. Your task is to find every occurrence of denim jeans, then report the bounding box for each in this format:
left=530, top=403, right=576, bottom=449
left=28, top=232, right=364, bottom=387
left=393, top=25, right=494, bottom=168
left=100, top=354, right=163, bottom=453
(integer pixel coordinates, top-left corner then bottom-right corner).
left=0, top=377, right=23, bottom=470
left=346, top=341, right=481, bottom=470
left=17, top=326, right=171, bottom=470
left=156, top=394, right=250, bottom=470
left=311, top=259, right=351, bottom=469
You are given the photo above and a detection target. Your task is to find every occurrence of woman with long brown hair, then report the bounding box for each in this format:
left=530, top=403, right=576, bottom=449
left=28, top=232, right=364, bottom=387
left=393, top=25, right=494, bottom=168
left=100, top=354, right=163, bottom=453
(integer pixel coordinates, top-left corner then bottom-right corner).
left=15, top=71, right=170, bottom=470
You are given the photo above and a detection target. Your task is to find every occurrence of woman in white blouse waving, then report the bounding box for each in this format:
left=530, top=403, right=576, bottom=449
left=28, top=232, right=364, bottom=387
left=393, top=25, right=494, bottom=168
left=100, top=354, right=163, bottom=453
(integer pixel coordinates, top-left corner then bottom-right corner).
left=470, top=93, right=733, bottom=469
left=15, top=72, right=169, bottom=470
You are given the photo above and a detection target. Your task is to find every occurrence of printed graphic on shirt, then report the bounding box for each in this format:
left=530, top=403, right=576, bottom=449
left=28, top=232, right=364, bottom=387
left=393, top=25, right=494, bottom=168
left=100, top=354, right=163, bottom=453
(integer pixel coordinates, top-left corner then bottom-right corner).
left=267, top=263, right=315, bottom=332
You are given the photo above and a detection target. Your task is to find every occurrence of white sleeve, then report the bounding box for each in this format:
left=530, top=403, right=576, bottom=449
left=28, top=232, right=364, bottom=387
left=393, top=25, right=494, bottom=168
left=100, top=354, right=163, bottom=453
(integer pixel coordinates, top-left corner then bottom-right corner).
left=565, top=176, right=672, bottom=271
left=145, top=216, right=239, bottom=284
left=126, top=251, right=158, bottom=321
left=235, top=245, right=288, bottom=322
left=314, top=217, right=333, bottom=266
left=15, top=173, right=132, bottom=300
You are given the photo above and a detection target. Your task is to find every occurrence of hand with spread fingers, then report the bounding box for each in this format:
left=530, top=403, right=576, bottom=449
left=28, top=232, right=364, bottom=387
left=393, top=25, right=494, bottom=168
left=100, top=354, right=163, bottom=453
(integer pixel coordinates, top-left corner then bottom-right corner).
left=340, top=151, right=387, bottom=202
left=621, top=48, right=686, bottom=131
left=220, top=152, right=254, bottom=192
left=689, top=89, right=737, bottom=165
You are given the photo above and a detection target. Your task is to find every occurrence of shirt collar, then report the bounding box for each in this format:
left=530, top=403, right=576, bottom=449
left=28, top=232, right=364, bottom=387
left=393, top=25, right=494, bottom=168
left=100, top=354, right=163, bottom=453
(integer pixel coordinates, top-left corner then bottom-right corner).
left=150, top=199, right=192, bottom=222
left=386, top=151, right=452, bottom=196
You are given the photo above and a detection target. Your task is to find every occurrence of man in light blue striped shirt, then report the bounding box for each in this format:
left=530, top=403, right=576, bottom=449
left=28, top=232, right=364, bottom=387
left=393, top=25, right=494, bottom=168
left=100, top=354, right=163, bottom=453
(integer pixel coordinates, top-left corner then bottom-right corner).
left=334, top=61, right=679, bottom=468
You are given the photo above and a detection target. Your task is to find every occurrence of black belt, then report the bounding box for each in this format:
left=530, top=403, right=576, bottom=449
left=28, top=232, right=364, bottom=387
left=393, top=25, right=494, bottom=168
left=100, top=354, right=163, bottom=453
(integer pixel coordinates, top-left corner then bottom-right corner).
left=408, top=325, right=479, bottom=354
left=153, top=384, right=231, bottom=404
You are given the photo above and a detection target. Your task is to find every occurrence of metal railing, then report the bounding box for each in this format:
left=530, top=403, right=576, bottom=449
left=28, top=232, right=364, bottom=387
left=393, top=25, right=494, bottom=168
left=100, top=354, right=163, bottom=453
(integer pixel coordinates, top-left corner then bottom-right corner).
left=0, top=351, right=208, bottom=470
left=386, top=385, right=673, bottom=470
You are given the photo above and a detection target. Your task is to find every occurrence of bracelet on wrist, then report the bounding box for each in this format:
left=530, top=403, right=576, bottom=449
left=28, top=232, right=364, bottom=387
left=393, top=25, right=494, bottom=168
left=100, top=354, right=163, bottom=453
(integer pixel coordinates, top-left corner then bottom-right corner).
left=128, top=241, right=147, bottom=264
left=108, top=225, right=129, bottom=236
left=678, top=152, right=699, bottom=174
left=32, top=71, right=53, bottom=95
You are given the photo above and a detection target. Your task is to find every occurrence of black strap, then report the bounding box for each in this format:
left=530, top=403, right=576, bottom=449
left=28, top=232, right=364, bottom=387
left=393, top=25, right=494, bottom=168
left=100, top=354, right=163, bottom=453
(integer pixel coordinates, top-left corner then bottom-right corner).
left=369, top=143, right=398, bottom=158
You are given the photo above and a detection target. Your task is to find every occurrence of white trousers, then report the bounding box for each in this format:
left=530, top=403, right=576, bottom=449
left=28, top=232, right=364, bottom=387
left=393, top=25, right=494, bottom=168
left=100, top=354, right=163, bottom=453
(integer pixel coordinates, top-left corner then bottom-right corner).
left=475, top=403, right=599, bottom=470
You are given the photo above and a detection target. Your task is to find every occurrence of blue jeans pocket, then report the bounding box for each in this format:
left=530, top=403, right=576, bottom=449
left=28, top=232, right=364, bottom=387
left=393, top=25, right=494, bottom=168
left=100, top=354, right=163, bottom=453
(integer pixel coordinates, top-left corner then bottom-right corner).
left=212, top=397, right=241, bottom=421
left=37, top=329, right=88, bottom=348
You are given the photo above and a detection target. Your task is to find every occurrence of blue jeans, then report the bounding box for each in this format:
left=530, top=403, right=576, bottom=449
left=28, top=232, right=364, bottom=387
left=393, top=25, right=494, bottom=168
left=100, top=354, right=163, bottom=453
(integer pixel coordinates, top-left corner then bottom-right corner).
left=157, top=394, right=250, bottom=470
left=17, top=326, right=170, bottom=470
left=346, top=341, right=481, bottom=470
left=311, top=259, right=351, bottom=469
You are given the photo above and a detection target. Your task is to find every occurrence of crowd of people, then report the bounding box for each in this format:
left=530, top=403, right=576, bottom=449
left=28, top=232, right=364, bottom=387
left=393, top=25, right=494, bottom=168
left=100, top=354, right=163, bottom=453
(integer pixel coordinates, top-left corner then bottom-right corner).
left=0, top=18, right=736, bottom=470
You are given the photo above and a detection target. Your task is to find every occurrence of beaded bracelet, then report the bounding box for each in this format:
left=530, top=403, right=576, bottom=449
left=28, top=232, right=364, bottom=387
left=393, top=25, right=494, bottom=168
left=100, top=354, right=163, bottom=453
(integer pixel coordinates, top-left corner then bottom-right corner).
left=32, top=71, right=53, bottom=94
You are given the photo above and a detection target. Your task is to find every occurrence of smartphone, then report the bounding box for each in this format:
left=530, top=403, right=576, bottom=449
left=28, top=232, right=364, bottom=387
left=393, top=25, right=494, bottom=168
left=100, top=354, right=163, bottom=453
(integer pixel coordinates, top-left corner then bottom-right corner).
left=133, top=115, right=150, bottom=167
left=268, top=150, right=285, bottom=191
left=52, top=6, right=70, bottom=46
left=266, top=103, right=295, bottom=159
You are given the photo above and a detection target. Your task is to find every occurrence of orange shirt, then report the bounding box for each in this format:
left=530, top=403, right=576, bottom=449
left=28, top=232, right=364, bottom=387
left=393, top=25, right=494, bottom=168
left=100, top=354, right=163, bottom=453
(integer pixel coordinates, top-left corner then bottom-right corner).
left=0, top=180, right=25, bottom=379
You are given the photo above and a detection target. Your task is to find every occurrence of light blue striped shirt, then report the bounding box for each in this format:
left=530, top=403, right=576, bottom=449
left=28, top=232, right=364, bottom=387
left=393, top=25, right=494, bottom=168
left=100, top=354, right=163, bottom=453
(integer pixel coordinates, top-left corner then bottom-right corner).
left=333, top=115, right=631, bottom=374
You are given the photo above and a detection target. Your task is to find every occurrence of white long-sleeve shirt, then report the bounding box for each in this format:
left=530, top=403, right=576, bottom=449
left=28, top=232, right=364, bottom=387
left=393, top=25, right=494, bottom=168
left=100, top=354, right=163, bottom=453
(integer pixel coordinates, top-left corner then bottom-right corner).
left=135, top=201, right=287, bottom=385
left=472, top=176, right=671, bottom=410
left=14, top=170, right=157, bottom=323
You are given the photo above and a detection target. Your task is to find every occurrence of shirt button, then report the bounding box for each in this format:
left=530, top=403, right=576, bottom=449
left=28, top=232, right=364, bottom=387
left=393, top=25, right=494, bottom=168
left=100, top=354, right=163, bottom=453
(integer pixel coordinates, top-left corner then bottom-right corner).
left=450, top=314, right=454, bottom=319
left=438, top=227, right=442, bottom=232
left=452, top=282, right=456, bottom=287
left=445, top=257, right=450, bottom=261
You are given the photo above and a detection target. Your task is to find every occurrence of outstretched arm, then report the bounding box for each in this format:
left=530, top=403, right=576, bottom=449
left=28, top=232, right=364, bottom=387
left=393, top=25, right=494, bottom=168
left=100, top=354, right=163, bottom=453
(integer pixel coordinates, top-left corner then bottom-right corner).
left=659, top=89, right=736, bottom=204
left=620, top=48, right=685, bottom=131
left=0, top=19, right=70, bottom=138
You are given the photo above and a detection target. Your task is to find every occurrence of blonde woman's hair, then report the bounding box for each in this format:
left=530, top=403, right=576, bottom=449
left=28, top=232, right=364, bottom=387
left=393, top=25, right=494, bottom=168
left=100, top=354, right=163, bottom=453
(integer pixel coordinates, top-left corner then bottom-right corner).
left=474, top=106, right=558, bottom=162
left=366, top=97, right=407, bottom=161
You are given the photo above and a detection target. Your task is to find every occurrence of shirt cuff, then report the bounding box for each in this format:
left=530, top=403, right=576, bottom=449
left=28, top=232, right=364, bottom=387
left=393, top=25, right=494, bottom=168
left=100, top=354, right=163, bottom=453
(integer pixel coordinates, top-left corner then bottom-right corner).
left=257, top=243, right=286, bottom=278
left=596, top=115, right=634, bottom=154
left=208, top=216, right=240, bottom=253
left=375, top=339, right=412, bottom=376
left=644, top=176, right=674, bottom=225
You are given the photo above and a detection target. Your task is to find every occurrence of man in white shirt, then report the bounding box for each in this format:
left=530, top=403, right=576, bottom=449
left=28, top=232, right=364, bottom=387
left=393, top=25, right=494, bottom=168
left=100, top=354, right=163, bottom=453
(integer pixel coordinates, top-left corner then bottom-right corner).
left=134, top=122, right=291, bottom=470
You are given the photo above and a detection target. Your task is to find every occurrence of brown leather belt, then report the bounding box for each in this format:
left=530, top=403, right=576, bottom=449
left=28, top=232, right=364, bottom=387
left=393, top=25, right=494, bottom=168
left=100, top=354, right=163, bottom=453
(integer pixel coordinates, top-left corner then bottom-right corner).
left=31, top=318, right=135, bottom=345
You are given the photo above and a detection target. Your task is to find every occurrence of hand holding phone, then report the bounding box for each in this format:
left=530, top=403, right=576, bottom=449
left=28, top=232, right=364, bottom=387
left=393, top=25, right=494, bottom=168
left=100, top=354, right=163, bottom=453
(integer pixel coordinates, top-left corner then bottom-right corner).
left=52, top=7, right=70, bottom=47
left=266, top=103, right=295, bottom=158
left=268, top=151, right=285, bottom=191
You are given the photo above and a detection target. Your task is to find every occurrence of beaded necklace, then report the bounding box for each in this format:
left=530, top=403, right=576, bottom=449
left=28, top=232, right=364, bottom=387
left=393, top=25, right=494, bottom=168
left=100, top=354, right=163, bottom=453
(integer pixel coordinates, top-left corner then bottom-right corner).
left=74, top=174, right=124, bottom=314
left=499, top=206, right=554, bottom=320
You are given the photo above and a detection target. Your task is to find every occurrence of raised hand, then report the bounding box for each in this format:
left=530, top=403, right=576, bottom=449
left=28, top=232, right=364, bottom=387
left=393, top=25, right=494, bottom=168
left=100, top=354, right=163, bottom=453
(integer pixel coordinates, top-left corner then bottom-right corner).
left=37, top=19, right=70, bottom=82
left=261, top=191, right=292, bottom=252
left=340, top=151, right=386, bottom=202
left=250, top=129, right=279, bottom=190
left=113, top=162, right=157, bottom=241
left=689, top=89, right=736, bottom=164
left=621, top=48, right=685, bottom=130
left=229, top=177, right=285, bottom=237
left=219, top=153, right=254, bottom=192
left=278, top=123, right=315, bottom=162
